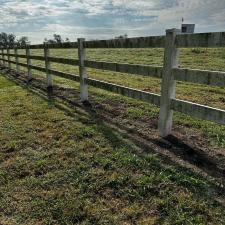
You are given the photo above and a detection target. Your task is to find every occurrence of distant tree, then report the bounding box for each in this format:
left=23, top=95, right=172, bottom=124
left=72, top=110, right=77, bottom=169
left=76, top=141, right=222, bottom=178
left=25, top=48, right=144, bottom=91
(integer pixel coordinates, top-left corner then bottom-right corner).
left=115, top=34, right=128, bottom=39
left=8, top=34, right=16, bottom=47
left=0, top=33, right=30, bottom=48
left=0, top=32, right=18, bottom=47
left=53, top=34, right=63, bottom=43
left=65, top=37, right=70, bottom=43
left=48, top=39, right=57, bottom=44
left=43, top=37, right=55, bottom=44
left=44, top=34, right=64, bottom=44
left=17, top=36, right=29, bottom=47
left=0, top=32, right=9, bottom=47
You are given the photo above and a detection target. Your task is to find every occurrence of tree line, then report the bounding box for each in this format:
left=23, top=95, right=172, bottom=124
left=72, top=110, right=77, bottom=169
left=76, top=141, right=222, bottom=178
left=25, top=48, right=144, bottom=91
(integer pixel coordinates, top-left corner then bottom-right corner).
left=0, top=32, right=29, bottom=48
left=44, top=34, right=70, bottom=44
left=0, top=32, right=129, bottom=48
left=0, top=33, right=70, bottom=48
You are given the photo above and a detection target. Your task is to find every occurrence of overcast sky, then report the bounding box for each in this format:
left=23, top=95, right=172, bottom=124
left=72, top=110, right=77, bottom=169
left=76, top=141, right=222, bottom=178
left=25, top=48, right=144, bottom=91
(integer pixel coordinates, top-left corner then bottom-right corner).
left=0, top=0, right=225, bottom=44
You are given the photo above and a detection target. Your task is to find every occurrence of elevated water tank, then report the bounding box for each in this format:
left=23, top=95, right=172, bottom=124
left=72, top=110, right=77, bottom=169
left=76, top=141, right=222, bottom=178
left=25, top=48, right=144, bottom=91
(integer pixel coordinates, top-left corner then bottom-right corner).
left=181, top=24, right=195, bottom=34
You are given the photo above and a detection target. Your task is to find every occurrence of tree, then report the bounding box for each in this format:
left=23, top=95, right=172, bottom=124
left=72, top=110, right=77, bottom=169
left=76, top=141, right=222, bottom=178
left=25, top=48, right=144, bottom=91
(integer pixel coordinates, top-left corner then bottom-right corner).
left=0, top=33, right=29, bottom=48
left=44, top=34, right=64, bottom=44
left=115, top=34, right=128, bottom=39
left=53, top=34, right=63, bottom=43
left=0, top=32, right=17, bottom=47
left=17, top=36, right=29, bottom=47
left=65, top=37, right=70, bottom=43
left=0, top=32, right=9, bottom=47
left=8, top=34, right=16, bottom=47
left=44, top=38, right=56, bottom=44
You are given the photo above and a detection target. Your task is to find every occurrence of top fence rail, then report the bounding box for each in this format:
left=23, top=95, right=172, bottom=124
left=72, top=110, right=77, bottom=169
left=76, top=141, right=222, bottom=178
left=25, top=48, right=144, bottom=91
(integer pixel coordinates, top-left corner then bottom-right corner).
left=83, top=35, right=165, bottom=48
left=19, top=42, right=78, bottom=49
left=175, top=32, right=225, bottom=48
left=0, top=31, right=225, bottom=50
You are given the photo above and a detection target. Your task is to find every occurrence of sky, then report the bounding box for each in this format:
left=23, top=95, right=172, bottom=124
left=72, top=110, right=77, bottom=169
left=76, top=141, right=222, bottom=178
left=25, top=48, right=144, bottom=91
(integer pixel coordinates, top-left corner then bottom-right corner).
left=0, top=0, right=225, bottom=44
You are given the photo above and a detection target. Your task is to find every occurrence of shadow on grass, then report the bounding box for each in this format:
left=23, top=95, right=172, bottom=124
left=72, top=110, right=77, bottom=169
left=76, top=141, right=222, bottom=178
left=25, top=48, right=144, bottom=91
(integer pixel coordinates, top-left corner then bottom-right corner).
left=1, top=66, right=225, bottom=208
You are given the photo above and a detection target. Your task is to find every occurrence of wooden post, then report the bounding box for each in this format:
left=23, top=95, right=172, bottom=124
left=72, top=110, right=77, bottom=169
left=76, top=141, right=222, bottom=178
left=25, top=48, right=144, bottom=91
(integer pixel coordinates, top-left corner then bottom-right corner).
left=158, top=28, right=181, bottom=137
left=7, top=48, right=11, bottom=69
left=14, top=47, right=20, bottom=74
left=44, top=43, right=53, bottom=89
left=26, top=45, right=32, bottom=81
left=78, top=38, right=88, bottom=102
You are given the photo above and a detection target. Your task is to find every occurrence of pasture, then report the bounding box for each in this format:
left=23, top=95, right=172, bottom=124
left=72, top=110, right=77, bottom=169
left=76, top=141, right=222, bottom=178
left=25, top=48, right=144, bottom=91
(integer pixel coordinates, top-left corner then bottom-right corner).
left=7, top=47, right=225, bottom=147
left=0, top=46, right=225, bottom=224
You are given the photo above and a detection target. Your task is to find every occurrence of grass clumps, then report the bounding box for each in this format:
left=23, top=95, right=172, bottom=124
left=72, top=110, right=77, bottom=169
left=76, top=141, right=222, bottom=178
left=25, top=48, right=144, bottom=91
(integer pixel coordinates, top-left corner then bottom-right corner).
left=0, top=75, right=225, bottom=224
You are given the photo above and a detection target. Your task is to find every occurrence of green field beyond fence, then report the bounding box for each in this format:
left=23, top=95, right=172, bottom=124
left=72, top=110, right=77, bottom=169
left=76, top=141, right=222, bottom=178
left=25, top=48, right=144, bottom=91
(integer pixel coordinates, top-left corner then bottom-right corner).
left=0, top=30, right=225, bottom=224
left=1, top=30, right=225, bottom=138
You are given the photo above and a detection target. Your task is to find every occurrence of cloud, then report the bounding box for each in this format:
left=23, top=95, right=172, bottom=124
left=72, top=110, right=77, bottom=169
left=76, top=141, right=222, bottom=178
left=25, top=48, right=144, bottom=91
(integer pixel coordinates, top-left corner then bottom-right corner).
left=0, top=0, right=224, bottom=43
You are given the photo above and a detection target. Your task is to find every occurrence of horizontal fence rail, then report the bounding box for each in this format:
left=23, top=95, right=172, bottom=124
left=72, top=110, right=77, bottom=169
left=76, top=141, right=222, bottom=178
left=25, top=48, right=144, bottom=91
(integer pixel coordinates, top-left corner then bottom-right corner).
left=49, top=69, right=80, bottom=82
left=85, top=78, right=161, bottom=106
left=172, top=68, right=225, bottom=87
left=171, top=99, right=225, bottom=125
left=1, top=53, right=224, bottom=87
left=84, top=60, right=163, bottom=78
left=48, top=57, right=79, bottom=66
left=0, top=28, right=225, bottom=138
left=16, top=42, right=78, bottom=49
left=1, top=58, right=46, bottom=72
left=175, top=32, right=225, bottom=48
left=83, top=36, right=165, bottom=48
left=2, top=53, right=163, bottom=78
left=1, top=53, right=79, bottom=66
left=1, top=32, right=225, bottom=50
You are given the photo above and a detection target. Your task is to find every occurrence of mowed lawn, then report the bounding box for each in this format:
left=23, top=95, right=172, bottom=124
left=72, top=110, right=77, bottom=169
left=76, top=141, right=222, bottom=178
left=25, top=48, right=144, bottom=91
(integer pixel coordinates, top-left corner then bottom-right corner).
left=0, top=73, right=225, bottom=224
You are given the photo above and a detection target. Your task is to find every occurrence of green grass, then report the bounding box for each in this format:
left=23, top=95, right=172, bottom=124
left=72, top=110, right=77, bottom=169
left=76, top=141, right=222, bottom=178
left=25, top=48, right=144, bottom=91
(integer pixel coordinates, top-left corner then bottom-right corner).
left=0, top=75, right=225, bottom=224
left=8, top=47, right=225, bottom=147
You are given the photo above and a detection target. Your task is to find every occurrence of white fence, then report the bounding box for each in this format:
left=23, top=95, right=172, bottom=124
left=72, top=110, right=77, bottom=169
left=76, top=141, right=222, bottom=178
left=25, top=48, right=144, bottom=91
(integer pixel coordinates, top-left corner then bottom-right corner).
left=0, top=28, right=225, bottom=137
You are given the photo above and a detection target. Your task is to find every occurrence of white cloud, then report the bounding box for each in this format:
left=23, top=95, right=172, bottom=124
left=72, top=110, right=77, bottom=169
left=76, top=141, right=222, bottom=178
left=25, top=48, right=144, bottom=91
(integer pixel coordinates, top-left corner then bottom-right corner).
left=0, top=0, right=69, bottom=27
left=0, top=0, right=225, bottom=43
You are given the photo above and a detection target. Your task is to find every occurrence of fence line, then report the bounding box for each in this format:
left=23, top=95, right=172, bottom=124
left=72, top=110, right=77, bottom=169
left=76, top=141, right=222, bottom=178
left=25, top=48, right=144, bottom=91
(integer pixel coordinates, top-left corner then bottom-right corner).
left=0, top=28, right=225, bottom=137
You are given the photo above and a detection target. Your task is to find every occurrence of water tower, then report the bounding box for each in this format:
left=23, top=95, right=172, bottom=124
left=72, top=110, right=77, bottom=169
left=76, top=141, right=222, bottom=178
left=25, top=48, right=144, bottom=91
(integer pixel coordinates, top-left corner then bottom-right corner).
left=181, top=18, right=195, bottom=34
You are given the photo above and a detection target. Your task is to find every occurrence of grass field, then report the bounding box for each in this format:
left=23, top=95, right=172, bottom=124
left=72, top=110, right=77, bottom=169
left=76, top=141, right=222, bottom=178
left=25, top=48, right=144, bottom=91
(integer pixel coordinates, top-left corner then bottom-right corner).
left=0, top=75, right=225, bottom=225
left=8, top=47, right=225, bottom=147
left=0, top=48, right=225, bottom=224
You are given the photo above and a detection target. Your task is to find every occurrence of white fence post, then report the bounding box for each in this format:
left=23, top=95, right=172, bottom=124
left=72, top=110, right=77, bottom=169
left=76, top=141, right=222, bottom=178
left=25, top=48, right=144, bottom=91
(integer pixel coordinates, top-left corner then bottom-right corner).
left=14, top=46, right=20, bottom=74
left=2, top=49, right=5, bottom=67
left=159, top=28, right=181, bottom=137
left=78, top=38, right=88, bottom=102
left=7, top=48, right=11, bottom=69
left=44, top=43, right=53, bottom=89
left=0, top=49, right=2, bottom=65
left=26, top=45, right=32, bottom=81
